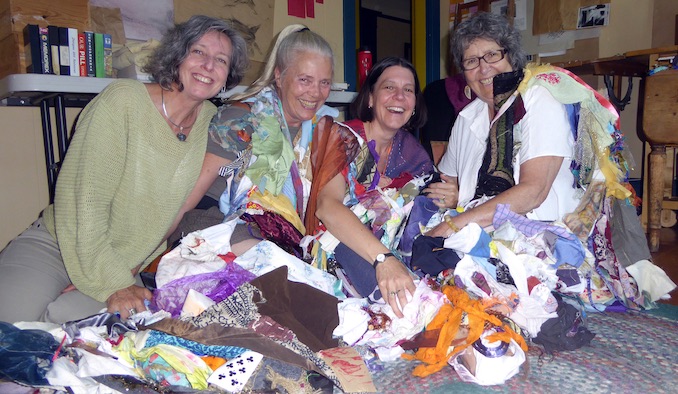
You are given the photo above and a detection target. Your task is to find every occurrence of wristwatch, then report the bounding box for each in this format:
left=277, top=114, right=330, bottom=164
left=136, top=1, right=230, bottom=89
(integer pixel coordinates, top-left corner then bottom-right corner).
left=373, top=252, right=395, bottom=269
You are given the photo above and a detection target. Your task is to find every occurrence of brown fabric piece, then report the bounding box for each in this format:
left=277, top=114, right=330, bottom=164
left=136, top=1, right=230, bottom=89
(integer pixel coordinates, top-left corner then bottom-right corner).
left=168, top=206, right=224, bottom=246
left=144, top=318, right=320, bottom=374
left=305, top=116, right=360, bottom=235
left=249, top=266, right=340, bottom=352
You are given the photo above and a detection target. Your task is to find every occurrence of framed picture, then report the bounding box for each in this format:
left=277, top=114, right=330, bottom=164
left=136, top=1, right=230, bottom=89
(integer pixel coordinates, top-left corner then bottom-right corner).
left=577, top=4, right=611, bottom=29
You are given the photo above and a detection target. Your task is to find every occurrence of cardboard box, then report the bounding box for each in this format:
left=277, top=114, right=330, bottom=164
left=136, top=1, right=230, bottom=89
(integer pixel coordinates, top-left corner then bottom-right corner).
left=0, top=0, right=90, bottom=79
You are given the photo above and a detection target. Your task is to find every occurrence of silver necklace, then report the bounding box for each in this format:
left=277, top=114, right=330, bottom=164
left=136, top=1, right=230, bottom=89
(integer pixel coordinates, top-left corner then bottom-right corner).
left=161, top=89, right=195, bottom=141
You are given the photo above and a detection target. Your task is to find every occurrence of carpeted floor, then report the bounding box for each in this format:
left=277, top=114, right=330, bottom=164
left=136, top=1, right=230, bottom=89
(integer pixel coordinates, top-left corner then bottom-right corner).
left=372, top=305, right=678, bottom=394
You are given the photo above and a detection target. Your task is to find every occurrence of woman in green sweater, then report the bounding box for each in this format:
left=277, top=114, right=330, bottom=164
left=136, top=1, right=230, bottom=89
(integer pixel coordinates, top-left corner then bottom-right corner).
left=0, top=15, right=248, bottom=324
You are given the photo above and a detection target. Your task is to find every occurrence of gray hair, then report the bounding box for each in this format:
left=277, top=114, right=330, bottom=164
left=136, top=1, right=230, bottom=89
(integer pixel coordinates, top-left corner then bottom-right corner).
left=231, top=24, right=334, bottom=101
left=450, top=12, right=527, bottom=72
left=143, top=15, right=249, bottom=92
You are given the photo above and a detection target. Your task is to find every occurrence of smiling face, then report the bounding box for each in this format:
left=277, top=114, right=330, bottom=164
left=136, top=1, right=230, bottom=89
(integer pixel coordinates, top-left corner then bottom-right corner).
left=463, top=38, right=513, bottom=106
left=178, top=30, right=233, bottom=101
left=275, top=50, right=333, bottom=128
left=368, top=65, right=416, bottom=134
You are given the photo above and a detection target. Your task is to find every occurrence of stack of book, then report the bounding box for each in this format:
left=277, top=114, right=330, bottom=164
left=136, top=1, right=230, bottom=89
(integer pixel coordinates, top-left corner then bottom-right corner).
left=23, top=24, right=113, bottom=78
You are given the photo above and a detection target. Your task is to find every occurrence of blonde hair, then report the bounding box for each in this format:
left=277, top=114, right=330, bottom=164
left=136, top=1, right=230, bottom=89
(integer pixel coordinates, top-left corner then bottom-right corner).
left=229, top=24, right=334, bottom=101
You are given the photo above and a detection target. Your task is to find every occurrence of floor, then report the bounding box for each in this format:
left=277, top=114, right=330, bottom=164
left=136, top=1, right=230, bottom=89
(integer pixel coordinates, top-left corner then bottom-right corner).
left=651, top=226, right=678, bottom=306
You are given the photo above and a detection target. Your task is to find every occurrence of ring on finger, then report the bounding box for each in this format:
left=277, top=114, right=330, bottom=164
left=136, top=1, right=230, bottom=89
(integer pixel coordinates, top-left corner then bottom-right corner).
left=128, top=308, right=137, bottom=316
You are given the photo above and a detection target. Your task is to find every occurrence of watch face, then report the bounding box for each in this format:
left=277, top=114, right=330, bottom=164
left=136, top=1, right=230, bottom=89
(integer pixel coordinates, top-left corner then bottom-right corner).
left=376, top=253, right=386, bottom=262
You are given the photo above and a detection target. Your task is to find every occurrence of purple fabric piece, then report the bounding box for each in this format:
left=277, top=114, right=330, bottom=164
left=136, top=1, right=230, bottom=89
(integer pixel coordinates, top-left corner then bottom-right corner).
left=382, top=129, right=434, bottom=182
left=343, top=119, right=434, bottom=189
left=334, top=242, right=378, bottom=297
left=400, top=195, right=440, bottom=265
left=494, top=204, right=584, bottom=267
left=493, top=204, right=575, bottom=240
left=445, top=73, right=475, bottom=112
left=604, top=302, right=628, bottom=313
left=242, top=211, right=305, bottom=258
left=151, top=263, right=256, bottom=318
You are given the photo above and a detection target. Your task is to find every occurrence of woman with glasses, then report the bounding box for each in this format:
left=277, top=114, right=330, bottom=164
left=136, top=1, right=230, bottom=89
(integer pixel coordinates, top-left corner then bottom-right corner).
left=424, top=11, right=583, bottom=236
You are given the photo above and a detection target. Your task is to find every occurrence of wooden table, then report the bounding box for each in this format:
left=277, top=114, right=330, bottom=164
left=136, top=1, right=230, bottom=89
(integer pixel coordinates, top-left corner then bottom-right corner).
left=554, top=45, right=678, bottom=252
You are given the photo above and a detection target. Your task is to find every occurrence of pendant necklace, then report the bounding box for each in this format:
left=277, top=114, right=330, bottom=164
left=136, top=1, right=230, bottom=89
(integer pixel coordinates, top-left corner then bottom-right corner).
left=161, top=89, right=195, bottom=141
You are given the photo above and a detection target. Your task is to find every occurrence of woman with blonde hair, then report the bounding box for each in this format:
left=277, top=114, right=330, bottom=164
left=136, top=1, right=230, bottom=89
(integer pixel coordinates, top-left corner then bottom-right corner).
left=174, top=24, right=348, bottom=257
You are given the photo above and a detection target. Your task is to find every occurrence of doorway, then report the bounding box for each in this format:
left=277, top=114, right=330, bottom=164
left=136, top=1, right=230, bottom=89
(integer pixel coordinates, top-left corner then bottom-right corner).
left=359, top=0, right=412, bottom=62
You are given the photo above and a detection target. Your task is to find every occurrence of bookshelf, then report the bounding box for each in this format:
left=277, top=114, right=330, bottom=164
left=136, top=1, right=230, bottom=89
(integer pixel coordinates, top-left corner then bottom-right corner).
left=0, top=73, right=357, bottom=202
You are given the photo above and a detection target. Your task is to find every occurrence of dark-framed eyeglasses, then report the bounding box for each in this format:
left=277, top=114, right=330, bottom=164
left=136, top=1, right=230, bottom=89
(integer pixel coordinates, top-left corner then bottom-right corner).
left=461, top=49, right=506, bottom=71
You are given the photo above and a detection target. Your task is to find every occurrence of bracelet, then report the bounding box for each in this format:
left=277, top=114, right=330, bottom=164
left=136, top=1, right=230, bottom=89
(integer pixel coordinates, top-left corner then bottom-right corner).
left=444, top=215, right=460, bottom=233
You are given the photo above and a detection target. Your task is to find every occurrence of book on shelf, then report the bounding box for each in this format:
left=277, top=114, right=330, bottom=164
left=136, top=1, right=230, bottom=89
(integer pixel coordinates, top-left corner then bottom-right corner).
left=103, top=34, right=113, bottom=78
left=58, top=27, right=70, bottom=76
left=47, top=26, right=60, bottom=75
left=84, top=31, right=95, bottom=77
left=24, top=24, right=52, bottom=74
left=94, top=33, right=105, bottom=78
left=78, top=32, right=87, bottom=77
left=68, top=28, right=80, bottom=77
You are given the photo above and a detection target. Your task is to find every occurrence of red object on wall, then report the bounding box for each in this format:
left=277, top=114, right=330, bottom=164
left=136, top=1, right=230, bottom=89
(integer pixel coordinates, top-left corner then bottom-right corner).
left=288, top=0, right=324, bottom=18
left=288, top=0, right=305, bottom=18
left=306, top=0, right=315, bottom=18
left=358, top=48, right=372, bottom=89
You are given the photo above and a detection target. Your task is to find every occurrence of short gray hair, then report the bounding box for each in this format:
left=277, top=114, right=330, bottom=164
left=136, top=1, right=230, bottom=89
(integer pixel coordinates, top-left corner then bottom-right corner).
left=143, top=15, right=249, bottom=92
left=451, top=12, right=527, bottom=72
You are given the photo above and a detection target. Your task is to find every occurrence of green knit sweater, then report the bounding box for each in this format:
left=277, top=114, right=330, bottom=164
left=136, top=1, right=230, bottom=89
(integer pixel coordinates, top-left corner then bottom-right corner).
left=42, top=79, right=216, bottom=302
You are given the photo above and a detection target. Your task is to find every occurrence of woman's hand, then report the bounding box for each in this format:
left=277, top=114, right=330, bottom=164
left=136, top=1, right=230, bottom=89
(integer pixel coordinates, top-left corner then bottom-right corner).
left=376, top=257, right=417, bottom=319
left=423, top=173, right=459, bottom=209
left=106, top=285, right=152, bottom=320
left=425, top=220, right=455, bottom=238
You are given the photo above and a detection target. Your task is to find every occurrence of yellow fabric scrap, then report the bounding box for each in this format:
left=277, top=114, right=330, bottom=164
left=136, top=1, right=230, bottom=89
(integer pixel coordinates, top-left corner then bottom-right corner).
left=116, top=337, right=212, bottom=390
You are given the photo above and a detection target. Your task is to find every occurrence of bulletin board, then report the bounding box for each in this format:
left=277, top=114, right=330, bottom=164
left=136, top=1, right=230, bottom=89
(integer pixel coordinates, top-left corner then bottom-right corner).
left=533, top=0, right=609, bottom=35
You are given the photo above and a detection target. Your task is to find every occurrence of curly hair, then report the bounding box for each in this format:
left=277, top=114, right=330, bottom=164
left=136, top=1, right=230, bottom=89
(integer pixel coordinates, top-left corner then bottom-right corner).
left=143, top=15, right=249, bottom=92
left=450, top=12, right=527, bottom=72
left=349, top=57, right=427, bottom=131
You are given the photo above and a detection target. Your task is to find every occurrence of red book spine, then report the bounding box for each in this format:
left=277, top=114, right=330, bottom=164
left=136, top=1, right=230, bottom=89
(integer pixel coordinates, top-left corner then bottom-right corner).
left=78, top=33, right=87, bottom=77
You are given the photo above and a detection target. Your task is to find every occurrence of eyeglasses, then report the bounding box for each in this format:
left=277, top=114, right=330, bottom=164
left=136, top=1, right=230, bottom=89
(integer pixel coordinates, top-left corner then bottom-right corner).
left=461, top=49, right=506, bottom=71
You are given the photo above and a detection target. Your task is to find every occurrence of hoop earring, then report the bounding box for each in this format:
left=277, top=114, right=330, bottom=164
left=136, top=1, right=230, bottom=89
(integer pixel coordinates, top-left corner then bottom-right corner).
left=464, top=85, right=472, bottom=100
left=220, top=85, right=227, bottom=95
left=411, top=109, right=416, bottom=116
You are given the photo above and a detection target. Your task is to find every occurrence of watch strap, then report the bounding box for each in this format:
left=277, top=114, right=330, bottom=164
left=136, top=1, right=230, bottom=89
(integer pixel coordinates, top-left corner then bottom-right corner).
left=373, top=252, right=395, bottom=270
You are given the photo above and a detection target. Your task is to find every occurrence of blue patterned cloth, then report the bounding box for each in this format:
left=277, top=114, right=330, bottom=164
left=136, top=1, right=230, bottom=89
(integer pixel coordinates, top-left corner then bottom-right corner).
left=145, top=330, right=247, bottom=359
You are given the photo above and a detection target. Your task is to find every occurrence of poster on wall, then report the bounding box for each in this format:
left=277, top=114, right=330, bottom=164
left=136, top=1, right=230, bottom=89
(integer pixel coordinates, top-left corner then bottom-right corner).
left=90, top=0, right=174, bottom=41
left=174, top=0, right=274, bottom=65
left=577, top=4, right=610, bottom=29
